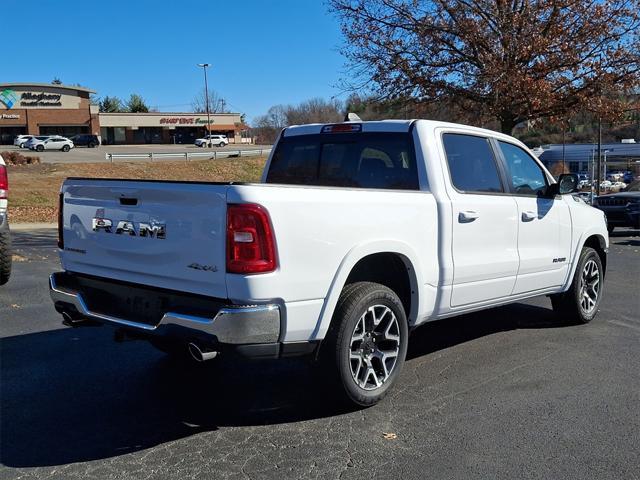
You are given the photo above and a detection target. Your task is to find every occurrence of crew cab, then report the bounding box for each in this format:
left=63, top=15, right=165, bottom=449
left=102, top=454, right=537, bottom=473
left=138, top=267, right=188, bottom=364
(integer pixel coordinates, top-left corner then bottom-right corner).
left=50, top=119, right=608, bottom=406
left=0, top=154, right=11, bottom=285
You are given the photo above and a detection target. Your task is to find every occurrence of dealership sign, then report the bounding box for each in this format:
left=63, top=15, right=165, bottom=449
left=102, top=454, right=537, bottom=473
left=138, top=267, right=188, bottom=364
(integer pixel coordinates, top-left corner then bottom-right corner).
left=159, top=117, right=214, bottom=125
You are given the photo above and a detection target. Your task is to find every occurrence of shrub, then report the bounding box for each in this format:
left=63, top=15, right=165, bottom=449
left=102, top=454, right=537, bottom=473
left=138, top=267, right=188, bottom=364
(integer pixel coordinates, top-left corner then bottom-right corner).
left=0, top=151, right=41, bottom=166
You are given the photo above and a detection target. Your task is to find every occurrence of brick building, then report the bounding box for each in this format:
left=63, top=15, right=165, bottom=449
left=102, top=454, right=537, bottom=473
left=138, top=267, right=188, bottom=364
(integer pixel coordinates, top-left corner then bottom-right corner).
left=0, top=83, right=99, bottom=143
left=0, top=82, right=245, bottom=145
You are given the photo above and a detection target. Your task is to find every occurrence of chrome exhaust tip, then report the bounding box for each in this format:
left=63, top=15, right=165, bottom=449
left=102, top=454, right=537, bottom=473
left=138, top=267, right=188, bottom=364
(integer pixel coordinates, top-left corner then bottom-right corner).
left=188, top=342, right=218, bottom=362
left=61, top=311, right=84, bottom=327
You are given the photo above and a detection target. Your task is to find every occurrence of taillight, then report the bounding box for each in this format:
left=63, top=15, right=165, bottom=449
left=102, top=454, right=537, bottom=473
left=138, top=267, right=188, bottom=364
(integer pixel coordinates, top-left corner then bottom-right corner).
left=57, top=193, right=64, bottom=249
left=0, top=165, right=7, bottom=199
left=226, top=204, right=276, bottom=274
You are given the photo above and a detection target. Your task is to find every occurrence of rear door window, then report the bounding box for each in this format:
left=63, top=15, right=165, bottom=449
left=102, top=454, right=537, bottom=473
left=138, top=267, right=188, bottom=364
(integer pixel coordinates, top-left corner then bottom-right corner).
left=266, top=132, right=418, bottom=190
left=442, top=133, right=504, bottom=193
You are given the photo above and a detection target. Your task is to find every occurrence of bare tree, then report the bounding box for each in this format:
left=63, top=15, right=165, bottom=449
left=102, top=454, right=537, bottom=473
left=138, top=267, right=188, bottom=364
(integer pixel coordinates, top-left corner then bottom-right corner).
left=191, top=88, right=222, bottom=113
left=252, top=99, right=344, bottom=143
left=330, top=0, right=640, bottom=133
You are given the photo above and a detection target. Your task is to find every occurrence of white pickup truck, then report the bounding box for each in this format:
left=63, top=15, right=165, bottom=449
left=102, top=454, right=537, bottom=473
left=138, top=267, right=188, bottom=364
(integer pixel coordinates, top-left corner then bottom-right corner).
left=50, top=119, right=608, bottom=405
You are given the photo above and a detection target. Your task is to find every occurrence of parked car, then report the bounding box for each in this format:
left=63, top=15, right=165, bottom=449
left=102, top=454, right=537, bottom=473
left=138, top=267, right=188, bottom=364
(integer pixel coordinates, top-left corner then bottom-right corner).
left=13, top=135, right=33, bottom=148
left=23, top=135, right=50, bottom=150
left=0, top=154, right=11, bottom=285
left=30, top=136, right=74, bottom=152
left=622, top=171, right=635, bottom=184
left=573, top=191, right=594, bottom=204
left=594, top=180, right=640, bottom=233
left=195, top=134, right=229, bottom=147
left=69, top=134, right=100, bottom=148
left=50, top=119, right=608, bottom=406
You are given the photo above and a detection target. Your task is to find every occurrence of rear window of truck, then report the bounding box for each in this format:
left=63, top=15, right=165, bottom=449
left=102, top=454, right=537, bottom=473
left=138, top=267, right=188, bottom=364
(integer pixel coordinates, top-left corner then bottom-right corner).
left=266, top=132, right=419, bottom=190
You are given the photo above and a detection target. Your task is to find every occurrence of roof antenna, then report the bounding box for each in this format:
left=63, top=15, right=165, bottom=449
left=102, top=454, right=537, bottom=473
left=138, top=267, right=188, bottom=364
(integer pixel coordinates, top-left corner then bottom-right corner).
left=344, top=112, right=362, bottom=122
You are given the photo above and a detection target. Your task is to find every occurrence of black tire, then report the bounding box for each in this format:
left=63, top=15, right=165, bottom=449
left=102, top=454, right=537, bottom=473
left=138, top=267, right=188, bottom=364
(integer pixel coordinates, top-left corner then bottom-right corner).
left=218, top=142, right=225, bottom=147
left=607, top=224, right=615, bottom=234
left=36, top=145, right=44, bottom=152
left=551, top=247, right=603, bottom=324
left=88, top=142, right=96, bottom=148
left=321, top=281, right=408, bottom=407
left=62, top=145, right=70, bottom=152
left=0, top=222, right=12, bottom=286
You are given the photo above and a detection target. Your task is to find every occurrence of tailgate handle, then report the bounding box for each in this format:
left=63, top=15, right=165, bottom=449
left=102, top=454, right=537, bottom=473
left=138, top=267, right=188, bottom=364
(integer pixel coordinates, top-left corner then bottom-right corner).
left=119, top=197, right=138, bottom=206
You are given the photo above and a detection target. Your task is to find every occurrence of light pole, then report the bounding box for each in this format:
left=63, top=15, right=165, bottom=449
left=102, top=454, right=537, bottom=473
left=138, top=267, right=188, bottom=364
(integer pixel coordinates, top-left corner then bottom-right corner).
left=197, top=63, right=212, bottom=148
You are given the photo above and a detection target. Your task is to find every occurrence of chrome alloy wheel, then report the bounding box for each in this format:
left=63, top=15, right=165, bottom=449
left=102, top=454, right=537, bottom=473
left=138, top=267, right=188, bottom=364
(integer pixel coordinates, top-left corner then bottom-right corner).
left=349, top=305, right=401, bottom=390
left=579, top=259, right=600, bottom=314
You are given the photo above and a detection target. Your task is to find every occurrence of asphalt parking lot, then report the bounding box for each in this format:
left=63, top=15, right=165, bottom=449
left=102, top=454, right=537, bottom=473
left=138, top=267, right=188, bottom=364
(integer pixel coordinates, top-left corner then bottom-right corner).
left=2, top=144, right=271, bottom=164
left=1, top=228, right=639, bottom=479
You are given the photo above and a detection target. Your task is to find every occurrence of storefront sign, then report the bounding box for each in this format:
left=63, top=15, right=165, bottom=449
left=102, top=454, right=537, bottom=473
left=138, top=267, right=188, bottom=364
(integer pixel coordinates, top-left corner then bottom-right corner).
left=1, top=113, right=20, bottom=119
left=20, top=92, right=62, bottom=107
left=0, top=89, right=18, bottom=109
left=159, top=117, right=214, bottom=125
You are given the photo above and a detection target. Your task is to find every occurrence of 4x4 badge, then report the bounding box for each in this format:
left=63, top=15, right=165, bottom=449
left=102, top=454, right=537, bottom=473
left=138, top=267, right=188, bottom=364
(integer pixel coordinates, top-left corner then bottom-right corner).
left=187, top=263, right=218, bottom=272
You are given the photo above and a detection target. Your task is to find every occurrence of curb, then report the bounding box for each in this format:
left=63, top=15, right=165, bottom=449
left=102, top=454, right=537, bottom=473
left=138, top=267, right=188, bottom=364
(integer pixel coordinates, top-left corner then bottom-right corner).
left=10, top=223, right=57, bottom=231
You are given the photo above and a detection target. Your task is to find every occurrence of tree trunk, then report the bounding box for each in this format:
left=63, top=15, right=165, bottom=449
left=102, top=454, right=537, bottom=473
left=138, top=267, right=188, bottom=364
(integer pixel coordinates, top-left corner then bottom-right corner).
left=500, top=117, right=517, bottom=135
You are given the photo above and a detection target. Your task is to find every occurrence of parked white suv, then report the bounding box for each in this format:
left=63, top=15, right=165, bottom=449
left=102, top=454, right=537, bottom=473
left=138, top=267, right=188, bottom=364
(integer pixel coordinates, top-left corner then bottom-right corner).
left=0, top=154, right=11, bottom=285
left=13, top=135, right=34, bottom=148
left=30, top=136, right=74, bottom=152
left=23, top=136, right=49, bottom=150
left=50, top=119, right=608, bottom=405
left=195, top=134, right=229, bottom=147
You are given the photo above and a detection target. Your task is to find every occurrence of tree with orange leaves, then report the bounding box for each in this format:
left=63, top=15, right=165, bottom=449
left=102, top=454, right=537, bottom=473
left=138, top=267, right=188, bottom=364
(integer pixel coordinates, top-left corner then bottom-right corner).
left=330, top=0, right=640, bottom=133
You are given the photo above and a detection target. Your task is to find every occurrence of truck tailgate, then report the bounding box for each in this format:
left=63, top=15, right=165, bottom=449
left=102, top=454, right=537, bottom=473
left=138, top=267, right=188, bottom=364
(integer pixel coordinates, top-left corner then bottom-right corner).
left=60, top=179, right=229, bottom=298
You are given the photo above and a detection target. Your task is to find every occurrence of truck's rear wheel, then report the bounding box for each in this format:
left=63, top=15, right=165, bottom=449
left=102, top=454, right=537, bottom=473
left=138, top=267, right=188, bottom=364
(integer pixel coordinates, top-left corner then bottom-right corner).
left=0, top=223, right=11, bottom=285
left=551, top=247, right=603, bottom=324
left=322, top=282, right=408, bottom=406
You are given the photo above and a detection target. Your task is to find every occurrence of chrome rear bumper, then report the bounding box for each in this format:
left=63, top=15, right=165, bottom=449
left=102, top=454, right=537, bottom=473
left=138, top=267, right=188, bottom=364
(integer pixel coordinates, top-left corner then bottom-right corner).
left=49, top=273, right=281, bottom=344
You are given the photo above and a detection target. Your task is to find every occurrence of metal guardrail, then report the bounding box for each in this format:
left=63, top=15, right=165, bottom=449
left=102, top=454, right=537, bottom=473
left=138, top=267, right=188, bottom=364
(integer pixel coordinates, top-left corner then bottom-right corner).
left=105, top=147, right=272, bottom=162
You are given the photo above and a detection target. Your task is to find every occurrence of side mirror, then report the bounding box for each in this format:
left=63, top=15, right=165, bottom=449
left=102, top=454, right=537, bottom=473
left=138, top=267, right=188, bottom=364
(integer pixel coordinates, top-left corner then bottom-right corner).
left=558, top=173, right=579, bottom=194
left=547, top=174, right=579, bottom=196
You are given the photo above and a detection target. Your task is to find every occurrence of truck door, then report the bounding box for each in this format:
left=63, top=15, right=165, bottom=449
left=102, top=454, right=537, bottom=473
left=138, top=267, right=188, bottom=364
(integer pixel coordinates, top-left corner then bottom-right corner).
left=442, top=133, right=520, bottom=307
left=495, top=141, right=572, bottom=294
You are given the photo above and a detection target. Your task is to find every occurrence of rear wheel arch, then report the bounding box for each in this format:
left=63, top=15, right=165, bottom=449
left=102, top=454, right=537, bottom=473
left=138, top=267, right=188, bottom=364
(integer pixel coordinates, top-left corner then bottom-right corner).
left=314, top=246, right=422, bottom=343
left=343, top=253, right=415, bottom=321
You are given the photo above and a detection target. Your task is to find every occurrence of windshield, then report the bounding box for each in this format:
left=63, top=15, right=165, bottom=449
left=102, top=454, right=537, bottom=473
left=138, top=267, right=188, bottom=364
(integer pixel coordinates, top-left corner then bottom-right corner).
left=266, top=132, right=419, bottom=190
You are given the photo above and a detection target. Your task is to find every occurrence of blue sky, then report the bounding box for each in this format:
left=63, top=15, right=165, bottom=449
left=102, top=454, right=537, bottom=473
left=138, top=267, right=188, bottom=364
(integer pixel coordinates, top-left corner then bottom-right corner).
left=6, top=0, right=345, bottom=122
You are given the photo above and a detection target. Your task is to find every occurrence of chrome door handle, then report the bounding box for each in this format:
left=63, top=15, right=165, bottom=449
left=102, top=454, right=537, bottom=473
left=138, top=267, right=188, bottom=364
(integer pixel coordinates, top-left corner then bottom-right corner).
left=458, top=210, right=479, bottom=223
left=522, top=211, right=536, bottom=222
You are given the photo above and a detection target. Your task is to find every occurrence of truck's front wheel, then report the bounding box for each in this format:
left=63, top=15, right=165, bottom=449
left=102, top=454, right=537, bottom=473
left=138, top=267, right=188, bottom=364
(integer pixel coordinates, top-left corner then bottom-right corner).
left=323, top=282, right=408, bottom=407
left=551, top=246, right=603, bottom=324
